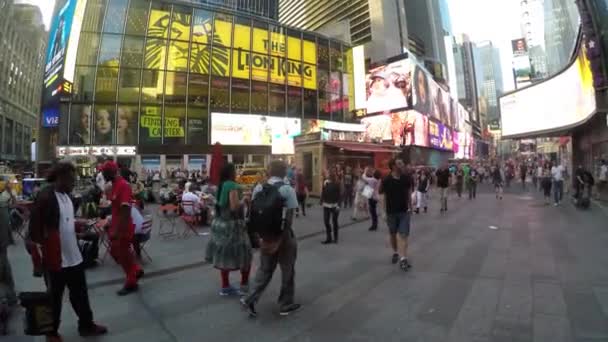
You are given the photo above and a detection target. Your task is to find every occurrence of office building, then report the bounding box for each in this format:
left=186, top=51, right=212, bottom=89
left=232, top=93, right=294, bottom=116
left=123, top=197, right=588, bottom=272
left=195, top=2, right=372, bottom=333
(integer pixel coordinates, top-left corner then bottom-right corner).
left=453, top=35, right=480, bottom=128
left=0, top=0, right=46, bottom=164
left=38, top=0, right=354, bottom=172
left=520, top=0, right=548, bottom=79
left=474, top=41, right=503, bottom=130
left=544, top=0, right=580, bottom=75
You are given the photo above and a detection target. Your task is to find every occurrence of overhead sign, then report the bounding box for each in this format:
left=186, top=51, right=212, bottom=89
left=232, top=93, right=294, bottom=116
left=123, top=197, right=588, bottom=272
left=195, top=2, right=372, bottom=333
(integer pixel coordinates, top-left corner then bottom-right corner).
left=500, top=45, right=596, bottom=137
left=57, top=145, right=137, bottom=157
left=140, top=116, right=185, bottom=138
left=42, top=107, right=60, bottom=128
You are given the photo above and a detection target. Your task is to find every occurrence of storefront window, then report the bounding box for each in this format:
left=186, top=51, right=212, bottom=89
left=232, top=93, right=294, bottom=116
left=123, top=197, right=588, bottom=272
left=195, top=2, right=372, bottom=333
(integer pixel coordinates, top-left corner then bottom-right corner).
left=98, top=34, right=123, bottom=65
left=190, top=43, right=211, bottom=74
left=187, top=106, right=208, bottom=144
left=147, top=3, right=171, bottom=38
left=329, top=41, right=342, bottom=72
left=192, top=9, right=213, bottom=44
left=287, top=86, right=302, bottom=118
left=268, top=83, right=285, bottom=115
left=75, top=33, right=100, bottom=66
left=171, top=6, right=192, bottom=41
left=95, top=67, right=118, bottom=102
left=165, top=71, right=187, bottom=104
left=317, top=68, right=329, bottom=117
left=209, top=76, right=229, bottom=112
left=103, top=0, right=128, bottom=34
left=118, top=68, right=141, bottom=103
left=144, top=38, right=168, bottom=70
left=73, top=66, right=96, bottom=101
left=231, top=78, right=250, bottom=113
left=139, top=105, right=161, bottom=145
left=141, top=69, right=165, bottom=103
left=167, top=40, right=189, bottom=71
left=70, top=104, right=92, bottom=145
left=317, top=38, right=329, bottom=68
left=251, top=81, right=268, bottom=114
left=164, top=105, right=186, bottom=145
left=82, top=0, right=106, bottom=33
left=188, top=73, right=209, bottom=106
left=303, top=63, right=316, bottom=90
left=93, top=104, right=115, bottom=144
left=213, top=13, right=233, bottom=48
left=116, top=105, right=138, bottom=145
left=303, top=89, right=317, bottom=119
left=121, top=36, right=145, bottom=68
left=125, top=0, right=149, bottom=36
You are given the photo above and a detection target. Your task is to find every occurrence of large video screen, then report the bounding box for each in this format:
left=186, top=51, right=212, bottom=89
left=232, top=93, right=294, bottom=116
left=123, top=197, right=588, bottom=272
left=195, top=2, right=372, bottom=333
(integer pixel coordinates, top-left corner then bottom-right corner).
left=44, top=0, right=77, bottom=91
left=500, top=46, right=596, bottom=137
left=365, top=59, right=411, bottom=114
left=361, top=111, right=429, bottom=147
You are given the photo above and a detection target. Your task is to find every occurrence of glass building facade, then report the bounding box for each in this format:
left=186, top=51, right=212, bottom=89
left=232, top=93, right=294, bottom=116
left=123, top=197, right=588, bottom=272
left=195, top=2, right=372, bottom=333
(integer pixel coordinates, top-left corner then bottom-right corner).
left=48, top=0, right=354, bottom=157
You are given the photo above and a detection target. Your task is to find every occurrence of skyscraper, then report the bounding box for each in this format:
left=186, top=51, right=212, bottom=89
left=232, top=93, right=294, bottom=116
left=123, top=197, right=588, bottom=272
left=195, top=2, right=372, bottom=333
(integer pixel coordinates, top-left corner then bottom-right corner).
left=474, top=41, right=503, bottom=130
left=0, top=0, right=46, bottom=163
left=453, top=35, right=479, bottom=128
left=544, top=0, right=579, bottom=75
left=520, top=0, right=548, bottom=79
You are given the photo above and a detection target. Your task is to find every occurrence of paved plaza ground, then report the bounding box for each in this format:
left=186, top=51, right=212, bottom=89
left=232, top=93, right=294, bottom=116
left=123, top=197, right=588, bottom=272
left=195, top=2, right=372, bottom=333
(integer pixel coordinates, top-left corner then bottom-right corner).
left=5, top=183, right=608, bottom=342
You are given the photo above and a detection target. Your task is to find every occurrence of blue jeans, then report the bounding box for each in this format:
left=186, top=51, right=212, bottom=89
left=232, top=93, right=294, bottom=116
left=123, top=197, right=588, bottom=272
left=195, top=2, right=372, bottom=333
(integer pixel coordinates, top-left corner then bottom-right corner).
left=553, top=180, right=563, bottom=204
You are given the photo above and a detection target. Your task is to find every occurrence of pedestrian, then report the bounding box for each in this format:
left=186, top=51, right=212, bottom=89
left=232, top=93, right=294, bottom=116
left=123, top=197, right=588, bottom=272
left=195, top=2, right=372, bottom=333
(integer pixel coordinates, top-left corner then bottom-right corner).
left=242, top=160, right=301, bottom=317
left=362, top=168, right=381, bottom=231
left=435, top=163, right=451, bottom=212
left=467, top=165, right=478, bottom=199
left=352, top=169, right=369, bottom=221
left=541, top=162, right=552, bottom=205
left=379, top=158, right=413, bottom=271
left=536, top=163, right=543, bottom=191
left=415, top=171, right=429, bottom=213
left=598, top=160, right=607, bottom=200
left=320, top=167, right=342, bottom=244
left=455, top=165, right=464, bottom=198
left=342, top=166, right=354, bottom=209
left=100, top=161, right=143, bottom=296
left=0, top=181, right=17, bottom=306
left=551, top=162, right=565, bottom=206
left=29, top=161, right=107, bottom=342
left=205, top=163, right=252, bottom=296
left=520, top=163, right=528, bottom=190
left=295, top=168, right=307, bottom=217
left=492, top=164, right=504, bottom=200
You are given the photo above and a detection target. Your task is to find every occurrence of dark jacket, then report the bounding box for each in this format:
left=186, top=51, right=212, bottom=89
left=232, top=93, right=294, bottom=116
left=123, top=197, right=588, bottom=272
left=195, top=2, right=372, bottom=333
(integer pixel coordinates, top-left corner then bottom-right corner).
left=321, top=180, right=341, bottom=204
left=29, top=185, right=75, bottom=272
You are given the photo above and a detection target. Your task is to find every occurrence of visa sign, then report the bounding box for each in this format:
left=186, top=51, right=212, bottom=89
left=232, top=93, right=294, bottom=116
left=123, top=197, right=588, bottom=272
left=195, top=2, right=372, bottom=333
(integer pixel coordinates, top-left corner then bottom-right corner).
left=42, top=107, right=60, bottom=128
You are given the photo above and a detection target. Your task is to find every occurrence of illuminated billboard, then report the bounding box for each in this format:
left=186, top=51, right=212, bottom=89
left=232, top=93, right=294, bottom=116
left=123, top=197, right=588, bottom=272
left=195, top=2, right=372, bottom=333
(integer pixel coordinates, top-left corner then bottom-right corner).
left=44, top=0, right=77, bottom=93
left=365, top=59, right=410, bottom=114
left=210, top=113, right=301, bottom=154
left=361, top=111, right=429, bottom=147
left=500, top=46, right=596, bottom=138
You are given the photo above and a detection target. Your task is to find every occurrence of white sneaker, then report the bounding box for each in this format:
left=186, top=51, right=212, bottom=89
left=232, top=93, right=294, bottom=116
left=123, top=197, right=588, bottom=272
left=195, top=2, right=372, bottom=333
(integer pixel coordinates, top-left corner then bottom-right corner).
left=553, top=203, right=558, bottom=207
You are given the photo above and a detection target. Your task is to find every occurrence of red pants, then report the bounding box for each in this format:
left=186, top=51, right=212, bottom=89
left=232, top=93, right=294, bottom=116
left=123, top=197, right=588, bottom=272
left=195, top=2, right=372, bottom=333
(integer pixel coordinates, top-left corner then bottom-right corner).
left=110, top=238, right=140, bottom=287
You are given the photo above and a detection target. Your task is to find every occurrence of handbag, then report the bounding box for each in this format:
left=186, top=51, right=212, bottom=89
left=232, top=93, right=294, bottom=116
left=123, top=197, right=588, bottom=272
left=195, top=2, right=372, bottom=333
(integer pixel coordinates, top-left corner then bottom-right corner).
left=19, top=291, right=54, bottom=336
left=361, top=185, right=374, bottom=199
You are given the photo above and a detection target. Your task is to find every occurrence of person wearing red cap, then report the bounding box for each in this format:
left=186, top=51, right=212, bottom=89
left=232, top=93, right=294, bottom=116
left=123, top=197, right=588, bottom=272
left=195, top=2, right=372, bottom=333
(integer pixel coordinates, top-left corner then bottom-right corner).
left=101, top=161, right=142, bottom=295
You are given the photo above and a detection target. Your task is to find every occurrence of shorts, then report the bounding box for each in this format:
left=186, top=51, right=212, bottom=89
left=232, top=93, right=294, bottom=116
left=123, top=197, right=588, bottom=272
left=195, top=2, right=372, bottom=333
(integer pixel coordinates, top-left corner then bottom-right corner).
left=386, top=212, right=410, bottom=236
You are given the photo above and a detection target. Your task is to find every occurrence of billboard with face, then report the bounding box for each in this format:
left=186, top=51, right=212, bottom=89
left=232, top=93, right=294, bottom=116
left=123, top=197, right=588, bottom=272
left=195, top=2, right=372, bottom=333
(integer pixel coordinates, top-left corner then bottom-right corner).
left=365, top=59, right=411, bottom=114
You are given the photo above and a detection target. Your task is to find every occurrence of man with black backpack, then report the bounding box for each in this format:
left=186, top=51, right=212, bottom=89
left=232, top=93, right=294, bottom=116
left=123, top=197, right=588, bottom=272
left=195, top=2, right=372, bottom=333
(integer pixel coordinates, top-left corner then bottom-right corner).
left=241, top=160, right=301, bottom=318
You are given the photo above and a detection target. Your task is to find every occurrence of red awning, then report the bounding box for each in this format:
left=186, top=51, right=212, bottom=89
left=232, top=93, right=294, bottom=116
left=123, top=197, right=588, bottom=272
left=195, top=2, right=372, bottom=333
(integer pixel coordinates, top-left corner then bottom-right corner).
left=324, top=141, right=398, bottom=153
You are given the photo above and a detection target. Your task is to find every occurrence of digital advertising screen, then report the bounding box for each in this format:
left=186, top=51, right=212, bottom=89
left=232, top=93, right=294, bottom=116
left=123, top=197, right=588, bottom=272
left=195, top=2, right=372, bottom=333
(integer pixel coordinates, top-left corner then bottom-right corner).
left=500, top=45, right=596, bottom=138
left=211, top=113, right=301, bottom=154
left=44, top=0, right=78, bottom=94
left=391, top=111, right=429, bottom=147
left=365, top=59, right=411, bottom=114
left=428, top=120, right=453, bottom=151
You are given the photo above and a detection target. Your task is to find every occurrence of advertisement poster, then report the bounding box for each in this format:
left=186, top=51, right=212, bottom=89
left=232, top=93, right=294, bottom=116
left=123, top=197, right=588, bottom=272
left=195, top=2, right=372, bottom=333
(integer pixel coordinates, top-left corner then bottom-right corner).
left=391, top=111, right=429, bottom=147
left=302, top=119, right=365, bottom=134
left=432, top=86, right=452, bottom=127
left=428, top=120, right=453, bottom=151
left=44, top=0, right=77, bottom=93
left=366, top=59, right=411, bottom=114
left=412, top=64, right=434, bottom=118
left=361, top=114, right=392, bottom=142
left=452, top=131, right=460, bottom=157
left=211, top=113, right=301, bottom=152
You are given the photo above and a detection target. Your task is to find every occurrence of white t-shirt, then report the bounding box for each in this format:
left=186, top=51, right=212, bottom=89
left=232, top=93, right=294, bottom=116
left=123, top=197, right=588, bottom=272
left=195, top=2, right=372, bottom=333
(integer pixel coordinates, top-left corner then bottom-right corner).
left=600, top=165, right=607, bottom=182
left=132, top=206, right=144, bottom=234
left=55, top=192, right=83, bottom=268
left=96, top=172, right=106, bottom=191
left=551, top=165, right=564, bottom=181
left=181, top=191, right=200, bottom=215
left=537, top=166, right=543, bottom=178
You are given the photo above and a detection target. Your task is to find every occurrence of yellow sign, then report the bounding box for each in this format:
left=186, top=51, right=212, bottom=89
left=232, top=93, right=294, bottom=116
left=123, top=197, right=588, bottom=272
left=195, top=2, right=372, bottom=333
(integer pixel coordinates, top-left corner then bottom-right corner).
left=146, top=10, right=317, bottom=89
left=140, top=116, right=185, bottom=138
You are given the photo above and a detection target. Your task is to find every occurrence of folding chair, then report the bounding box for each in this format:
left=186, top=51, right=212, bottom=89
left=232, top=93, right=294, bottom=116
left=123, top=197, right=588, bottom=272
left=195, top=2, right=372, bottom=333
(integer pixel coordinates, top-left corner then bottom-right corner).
left=180, top=200, right=200, bottom=238
left=136, top=216, right=153, bottom=262
left=93, top=218, right=112, bottom=264
left=157, top=204, right=179, bottom=236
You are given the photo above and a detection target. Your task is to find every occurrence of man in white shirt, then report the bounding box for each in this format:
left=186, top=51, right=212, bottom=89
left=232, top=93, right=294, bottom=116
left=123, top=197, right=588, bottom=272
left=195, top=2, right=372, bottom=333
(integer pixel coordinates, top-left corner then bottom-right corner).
left=95, top=170, right=105, bottom=192
left=181, top=182, right=201, bottom=216
left=29, top=162, right=107, bottom=341
left=551, top=163, right=565, bottom=206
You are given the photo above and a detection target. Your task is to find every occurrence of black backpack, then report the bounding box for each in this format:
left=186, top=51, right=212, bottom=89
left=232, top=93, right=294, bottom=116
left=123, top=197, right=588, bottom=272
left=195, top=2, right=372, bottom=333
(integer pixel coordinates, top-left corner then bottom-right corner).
left=249, top=183, right=285, bottom=240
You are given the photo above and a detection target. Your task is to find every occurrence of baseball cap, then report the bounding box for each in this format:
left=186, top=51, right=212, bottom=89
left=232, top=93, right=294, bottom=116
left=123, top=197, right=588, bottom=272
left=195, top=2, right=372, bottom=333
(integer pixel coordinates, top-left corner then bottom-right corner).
left=101, top=160, right=119, bottom=173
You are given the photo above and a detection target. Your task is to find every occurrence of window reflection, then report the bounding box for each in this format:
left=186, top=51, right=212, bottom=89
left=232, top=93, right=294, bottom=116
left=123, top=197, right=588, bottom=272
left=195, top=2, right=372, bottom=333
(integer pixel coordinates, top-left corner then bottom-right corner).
left=82, top=0, right=106, bottom=33
left=165, top=72, right=187, bottom=104
left=73, top=66, right=96, bottom=101
left=125, top=0, right=149, bottom=36
left=121, top=36, right=145, bottom=68
left=141, top=70, right=165, bottom=103
left=98, top=34, right=123, bottom=66
left=118, top=69, right=141, bottom=103
left=95, top=67, right=118, bottom=102
left=251, top=81, right=267, bottom=114
left=188, top=73, right=209, bottom=106
left=104, top=0, right=128, bottom=34
left=75, top=33, right=100, bottom=66
left=287, top=86, right=302, bottom=118
left=187, top=106, right=207, bottom=145
left=209, top=77, right=229, bottom=112
left=231, top=78, right=250, bottom=113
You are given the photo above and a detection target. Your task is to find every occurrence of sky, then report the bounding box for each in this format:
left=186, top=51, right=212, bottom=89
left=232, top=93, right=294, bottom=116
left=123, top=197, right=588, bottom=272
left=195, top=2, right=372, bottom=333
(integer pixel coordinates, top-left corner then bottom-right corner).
left=25, top=0, right=56, bottom=30
left=447, top=0, right=523, bottom=92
